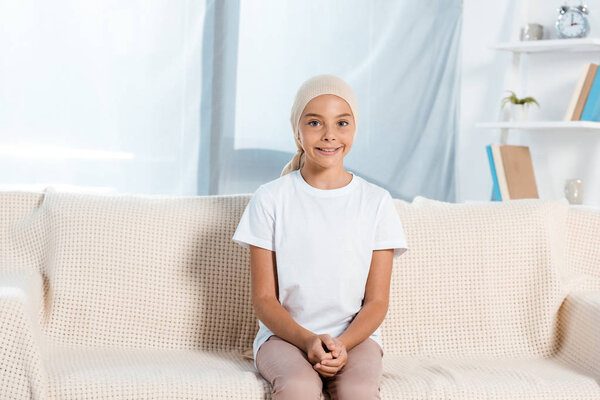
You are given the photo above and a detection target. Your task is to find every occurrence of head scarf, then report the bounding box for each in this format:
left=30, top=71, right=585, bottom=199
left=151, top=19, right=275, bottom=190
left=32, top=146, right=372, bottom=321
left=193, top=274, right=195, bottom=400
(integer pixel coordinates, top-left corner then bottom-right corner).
left=280, top=74, right=359, bottom=177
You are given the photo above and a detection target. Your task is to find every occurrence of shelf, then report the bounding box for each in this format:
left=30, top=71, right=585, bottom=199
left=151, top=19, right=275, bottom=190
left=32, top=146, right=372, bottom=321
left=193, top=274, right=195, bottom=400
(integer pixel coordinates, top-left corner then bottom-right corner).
left=490, top=38, right=600, bottom=53
left=476, top=121, right=600, bottom=131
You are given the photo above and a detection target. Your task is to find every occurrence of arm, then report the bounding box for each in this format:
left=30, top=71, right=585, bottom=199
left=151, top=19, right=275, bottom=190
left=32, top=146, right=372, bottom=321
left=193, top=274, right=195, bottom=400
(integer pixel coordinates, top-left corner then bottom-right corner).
left=337, top=248, right=393, bottom=352
left=250, top=245, right=314, bottom=351
left=553, top=290, right=600, bottom=381
left=0, top=269, right=50, bottom=399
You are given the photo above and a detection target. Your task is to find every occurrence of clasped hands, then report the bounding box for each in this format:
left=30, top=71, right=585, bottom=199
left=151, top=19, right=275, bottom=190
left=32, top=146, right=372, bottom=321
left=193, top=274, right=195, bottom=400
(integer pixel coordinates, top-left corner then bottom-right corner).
left=304, top=334, right=348, bottom=378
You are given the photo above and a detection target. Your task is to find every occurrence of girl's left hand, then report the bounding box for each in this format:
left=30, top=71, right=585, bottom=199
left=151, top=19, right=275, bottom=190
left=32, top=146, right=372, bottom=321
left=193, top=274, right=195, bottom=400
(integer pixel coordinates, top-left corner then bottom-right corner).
left=313, top=337, right=347, bottom=378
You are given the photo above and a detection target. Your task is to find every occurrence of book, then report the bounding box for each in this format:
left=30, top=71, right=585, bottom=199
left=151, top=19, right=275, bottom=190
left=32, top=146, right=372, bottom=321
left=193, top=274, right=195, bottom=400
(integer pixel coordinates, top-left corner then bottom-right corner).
left=581, top=65, right=600, bottom=121
left=486, top=144, right=538, bottom=200
left=491, top=144, right=510, bottom=200
left=564, top=63, right=598, bottom=121
left=486, top=145, right=502, bottom=201
left=495, top=144, right=539, bottom=199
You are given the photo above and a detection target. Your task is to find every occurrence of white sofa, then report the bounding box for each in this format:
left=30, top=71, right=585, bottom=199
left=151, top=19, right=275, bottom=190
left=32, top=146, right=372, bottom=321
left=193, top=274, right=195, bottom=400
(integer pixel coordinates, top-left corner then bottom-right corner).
left=1, top=188, right=599, bottom=399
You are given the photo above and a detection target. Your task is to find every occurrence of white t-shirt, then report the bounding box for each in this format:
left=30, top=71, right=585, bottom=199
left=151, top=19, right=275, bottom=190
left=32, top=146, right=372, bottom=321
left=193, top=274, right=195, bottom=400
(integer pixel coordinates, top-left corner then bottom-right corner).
left=232, top=169, right=408, bottom=369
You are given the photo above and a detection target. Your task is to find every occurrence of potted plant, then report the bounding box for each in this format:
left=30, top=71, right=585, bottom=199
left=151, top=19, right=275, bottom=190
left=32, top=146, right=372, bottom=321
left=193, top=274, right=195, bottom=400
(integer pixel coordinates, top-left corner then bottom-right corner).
left=500, top=90, right=540, bottom=121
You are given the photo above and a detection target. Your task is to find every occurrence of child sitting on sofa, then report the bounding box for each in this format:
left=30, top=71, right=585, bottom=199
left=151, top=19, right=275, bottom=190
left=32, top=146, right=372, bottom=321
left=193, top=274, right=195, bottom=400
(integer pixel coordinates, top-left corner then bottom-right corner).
left=232, top=73, right=408, bottom=399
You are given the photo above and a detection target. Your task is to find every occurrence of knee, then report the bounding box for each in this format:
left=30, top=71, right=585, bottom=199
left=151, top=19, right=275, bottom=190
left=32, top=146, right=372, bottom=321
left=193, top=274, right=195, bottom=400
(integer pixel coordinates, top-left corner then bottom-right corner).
left=334, top=379, right=381, bottom=400
left=272, top=369, right=323, bottom=399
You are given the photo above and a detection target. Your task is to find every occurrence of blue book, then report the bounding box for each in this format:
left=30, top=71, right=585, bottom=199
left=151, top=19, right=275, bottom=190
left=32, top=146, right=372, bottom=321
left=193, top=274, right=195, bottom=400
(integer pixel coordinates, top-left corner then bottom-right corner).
left=486, top=145, right=502, bottom=201
left=581, top=70, right=600, bottom=121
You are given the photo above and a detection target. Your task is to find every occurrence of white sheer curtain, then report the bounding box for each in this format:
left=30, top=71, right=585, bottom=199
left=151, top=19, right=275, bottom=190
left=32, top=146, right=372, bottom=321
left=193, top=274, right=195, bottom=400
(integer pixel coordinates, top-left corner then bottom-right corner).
left=0, top=0, right=205, bottom=195
left=1, top=0, right=462, bottom=202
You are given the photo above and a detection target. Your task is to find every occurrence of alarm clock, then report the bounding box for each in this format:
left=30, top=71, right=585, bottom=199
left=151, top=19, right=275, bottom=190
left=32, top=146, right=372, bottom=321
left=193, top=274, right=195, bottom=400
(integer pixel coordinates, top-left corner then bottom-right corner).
left=556, top=4, right=590, bottom=38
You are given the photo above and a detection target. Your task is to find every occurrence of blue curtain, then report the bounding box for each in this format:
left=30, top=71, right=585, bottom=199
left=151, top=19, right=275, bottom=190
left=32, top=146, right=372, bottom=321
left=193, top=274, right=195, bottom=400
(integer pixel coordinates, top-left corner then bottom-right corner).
left=213, top=0, right=463, bottom=202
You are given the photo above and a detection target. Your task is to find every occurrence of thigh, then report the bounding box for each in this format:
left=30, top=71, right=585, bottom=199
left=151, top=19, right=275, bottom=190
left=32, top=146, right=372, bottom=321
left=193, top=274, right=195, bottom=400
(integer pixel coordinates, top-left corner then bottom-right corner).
left=324, top=338, right=383, bottom=400
left=256, top=335, right=323, bottom=399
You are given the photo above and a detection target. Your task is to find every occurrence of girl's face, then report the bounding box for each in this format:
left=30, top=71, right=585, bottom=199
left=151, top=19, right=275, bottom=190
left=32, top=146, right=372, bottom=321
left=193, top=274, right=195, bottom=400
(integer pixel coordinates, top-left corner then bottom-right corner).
left=298, top=94, right=356, bottom=169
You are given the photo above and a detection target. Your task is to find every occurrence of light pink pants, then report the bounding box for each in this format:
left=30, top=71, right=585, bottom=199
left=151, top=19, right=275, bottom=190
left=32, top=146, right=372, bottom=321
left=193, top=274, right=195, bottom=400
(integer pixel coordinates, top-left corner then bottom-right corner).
left=256, top=335, right=383, bottom=399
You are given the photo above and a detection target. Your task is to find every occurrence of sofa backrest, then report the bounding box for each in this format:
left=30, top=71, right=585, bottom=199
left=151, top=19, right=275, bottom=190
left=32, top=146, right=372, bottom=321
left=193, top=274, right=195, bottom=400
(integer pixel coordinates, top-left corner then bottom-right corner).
left=565, top=205, right=600, bottom=292
left=2, top=190, right=596, bottom=358
left=7, top=189, right=258, bottom=354
left=380, top=196, right=571, bottom=359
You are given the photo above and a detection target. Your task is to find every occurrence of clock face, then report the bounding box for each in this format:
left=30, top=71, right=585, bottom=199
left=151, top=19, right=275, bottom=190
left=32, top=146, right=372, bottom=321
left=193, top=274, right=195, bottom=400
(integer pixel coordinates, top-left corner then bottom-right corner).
left=556, top=10, right=588, bottom=38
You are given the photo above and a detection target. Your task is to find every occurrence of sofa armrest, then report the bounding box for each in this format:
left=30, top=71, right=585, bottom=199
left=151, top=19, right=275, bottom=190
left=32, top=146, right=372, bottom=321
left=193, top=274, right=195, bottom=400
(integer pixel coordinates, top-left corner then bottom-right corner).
left=554, top=290, right=600, bottom=382
left=0, top=269, right=49, bottom=399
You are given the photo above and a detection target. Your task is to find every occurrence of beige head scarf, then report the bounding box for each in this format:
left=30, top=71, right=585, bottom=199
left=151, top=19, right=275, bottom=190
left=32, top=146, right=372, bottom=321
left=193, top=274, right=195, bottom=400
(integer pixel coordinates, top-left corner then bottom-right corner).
left=280, top=74, right=359, bottom=177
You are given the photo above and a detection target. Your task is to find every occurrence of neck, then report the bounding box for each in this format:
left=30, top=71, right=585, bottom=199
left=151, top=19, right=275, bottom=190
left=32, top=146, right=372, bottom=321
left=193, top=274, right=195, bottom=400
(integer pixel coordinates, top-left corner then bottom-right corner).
left=299, top=164, right=352, bottom=190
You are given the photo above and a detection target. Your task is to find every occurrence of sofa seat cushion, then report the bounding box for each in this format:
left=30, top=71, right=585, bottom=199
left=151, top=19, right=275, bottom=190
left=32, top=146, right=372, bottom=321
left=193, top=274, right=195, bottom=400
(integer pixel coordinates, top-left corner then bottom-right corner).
left=43, top=343, right=600, bottom=399
left=44, top=344, right=272, bottom=399
left=380, top=354, right=600, bottom=398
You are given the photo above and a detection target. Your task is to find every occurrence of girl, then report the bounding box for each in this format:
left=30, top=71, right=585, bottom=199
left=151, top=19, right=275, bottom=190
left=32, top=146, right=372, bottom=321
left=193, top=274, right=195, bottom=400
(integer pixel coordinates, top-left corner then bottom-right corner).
left=232, top=74, right=408, bottom=399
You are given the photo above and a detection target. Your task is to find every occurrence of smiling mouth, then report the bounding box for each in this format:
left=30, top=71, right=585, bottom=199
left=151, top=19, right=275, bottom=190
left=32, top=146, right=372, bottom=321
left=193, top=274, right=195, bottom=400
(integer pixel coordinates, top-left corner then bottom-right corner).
left=316, top=146, right=342, bottom=155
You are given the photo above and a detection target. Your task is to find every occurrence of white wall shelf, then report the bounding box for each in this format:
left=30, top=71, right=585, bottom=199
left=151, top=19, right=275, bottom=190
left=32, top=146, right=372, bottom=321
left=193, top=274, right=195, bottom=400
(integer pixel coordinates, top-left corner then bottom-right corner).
left=490, top=38, right=600, bottom=53
left=476, top=121, right=600, bottom=131
left=481, top=38, right=600, bottom=144
left=479, top=33, right=600, bottom=204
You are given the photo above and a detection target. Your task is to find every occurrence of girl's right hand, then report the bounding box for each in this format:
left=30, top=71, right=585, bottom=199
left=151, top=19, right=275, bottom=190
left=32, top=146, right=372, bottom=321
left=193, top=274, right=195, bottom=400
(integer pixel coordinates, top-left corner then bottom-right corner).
left=304, top=334, right=335, bottom=366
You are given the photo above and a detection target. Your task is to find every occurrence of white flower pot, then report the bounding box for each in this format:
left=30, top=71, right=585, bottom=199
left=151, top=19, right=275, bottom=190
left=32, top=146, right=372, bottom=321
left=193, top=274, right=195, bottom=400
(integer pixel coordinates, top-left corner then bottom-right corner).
left=510, top=104, right=529, bottom=121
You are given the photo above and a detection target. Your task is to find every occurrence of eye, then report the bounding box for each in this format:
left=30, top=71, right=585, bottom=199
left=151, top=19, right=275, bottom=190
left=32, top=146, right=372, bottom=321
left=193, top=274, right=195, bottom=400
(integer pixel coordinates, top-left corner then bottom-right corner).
left=308, top=120, right=320, bottom=127
left=339, top=120, right=349, bottom=127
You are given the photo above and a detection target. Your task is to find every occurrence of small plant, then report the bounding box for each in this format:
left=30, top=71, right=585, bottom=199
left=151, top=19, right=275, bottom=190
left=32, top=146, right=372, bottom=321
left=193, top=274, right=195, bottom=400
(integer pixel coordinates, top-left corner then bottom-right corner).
left=500, top=90, right=540, bottom=110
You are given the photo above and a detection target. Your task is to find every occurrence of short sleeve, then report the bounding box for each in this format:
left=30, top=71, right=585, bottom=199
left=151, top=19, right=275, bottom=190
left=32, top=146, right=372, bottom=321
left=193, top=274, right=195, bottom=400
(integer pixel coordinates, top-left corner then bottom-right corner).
left=232, top=185, right=276, bottom=251
left=372, top=191, right=408, bottom=259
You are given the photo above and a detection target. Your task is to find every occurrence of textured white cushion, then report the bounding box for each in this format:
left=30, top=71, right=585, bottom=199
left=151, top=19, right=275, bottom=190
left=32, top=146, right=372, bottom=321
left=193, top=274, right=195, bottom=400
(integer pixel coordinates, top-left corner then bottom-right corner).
left=40, top=343, right=600, bottom=399
left=43, top=343, right=272, bottom=399
left=565, top=205, right=600, bottom=291
left=11, top=189, right=258, bottom=354
left=552, top=290, right=600, bottom=382
left=0, top=269, right=49, bottom=400
left=380, top=354, right=600, bottom=398
left=381, top=196, right=570, bottom=358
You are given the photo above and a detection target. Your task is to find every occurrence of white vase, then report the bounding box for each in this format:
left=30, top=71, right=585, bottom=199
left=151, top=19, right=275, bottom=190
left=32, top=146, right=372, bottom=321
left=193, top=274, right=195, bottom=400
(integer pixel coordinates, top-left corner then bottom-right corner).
left=564, top=178, right=584, bottom=205
left=510, top=104, right=529, bottom=121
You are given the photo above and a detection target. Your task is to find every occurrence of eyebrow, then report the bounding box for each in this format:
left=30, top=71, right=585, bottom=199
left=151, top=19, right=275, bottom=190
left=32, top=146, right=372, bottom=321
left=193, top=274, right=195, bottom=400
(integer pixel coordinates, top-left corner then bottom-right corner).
left=303, top=113, right=352, bottom=118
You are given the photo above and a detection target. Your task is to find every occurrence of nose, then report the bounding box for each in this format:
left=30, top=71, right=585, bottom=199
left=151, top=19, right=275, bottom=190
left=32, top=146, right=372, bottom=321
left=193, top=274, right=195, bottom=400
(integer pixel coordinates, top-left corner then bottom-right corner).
left=322, top=127, right=336, bottom=141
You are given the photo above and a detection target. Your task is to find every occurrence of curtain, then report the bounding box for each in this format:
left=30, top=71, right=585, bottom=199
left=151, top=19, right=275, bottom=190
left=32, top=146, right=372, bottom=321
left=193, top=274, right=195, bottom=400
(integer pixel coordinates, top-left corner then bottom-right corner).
left=0, top=0, right=205, bottom=195
left=212, top=0, right=462, bottom=201
left=1, top=0, right=462, bottom=202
